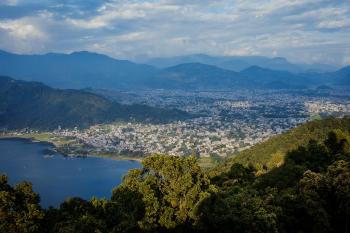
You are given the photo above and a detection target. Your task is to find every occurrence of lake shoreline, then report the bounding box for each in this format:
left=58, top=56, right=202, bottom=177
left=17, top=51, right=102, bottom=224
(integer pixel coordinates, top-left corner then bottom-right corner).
left=0, top=138, right=141, bottom=207
left=0, top=135, right=143, bottom=162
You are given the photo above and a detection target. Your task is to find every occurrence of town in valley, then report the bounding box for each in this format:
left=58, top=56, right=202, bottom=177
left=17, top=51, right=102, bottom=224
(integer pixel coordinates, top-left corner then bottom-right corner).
left=5, top=88, right=350, bottom=160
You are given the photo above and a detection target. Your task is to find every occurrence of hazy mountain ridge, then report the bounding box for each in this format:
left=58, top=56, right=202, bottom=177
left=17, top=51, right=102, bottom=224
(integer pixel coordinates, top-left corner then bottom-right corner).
left=241, top=65, right=310, bottom=88
left=0, top=50, right=157, bottom=89
left=148, top=63, right=253, bottom=90
left=143, top=53, right=338, bottom=73
left=0, top=76, right=191, bottom=130
left=0, top=50, right=348, bottom=91
left=330, top=65, right=350, bottom=85
left=153, top=63, right=349, bottom=89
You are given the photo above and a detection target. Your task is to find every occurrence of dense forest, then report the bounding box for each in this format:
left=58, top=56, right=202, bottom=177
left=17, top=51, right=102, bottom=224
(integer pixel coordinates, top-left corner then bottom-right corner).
left=1, top=117, right=350, bottom=233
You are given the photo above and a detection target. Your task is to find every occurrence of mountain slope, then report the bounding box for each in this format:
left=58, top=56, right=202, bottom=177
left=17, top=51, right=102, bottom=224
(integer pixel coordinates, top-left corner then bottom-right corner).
left=332, top=65, right=350, bottom=85
left=144, top=54, right=338, bottom=73
left=0, top=50, right=157, bottom=89
left=0, top=76, right=190, bottom=130
left=152, top=63, right=315, bottom=90
left=147, top=63, right=252, bottom=90
left=241, top=65, right=311, bottom=88
left=218, top=117, right=350, bottom=172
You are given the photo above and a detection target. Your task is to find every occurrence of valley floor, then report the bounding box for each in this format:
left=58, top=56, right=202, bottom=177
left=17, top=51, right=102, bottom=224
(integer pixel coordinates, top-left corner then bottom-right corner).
left=1, top=89, right=349, bottom=169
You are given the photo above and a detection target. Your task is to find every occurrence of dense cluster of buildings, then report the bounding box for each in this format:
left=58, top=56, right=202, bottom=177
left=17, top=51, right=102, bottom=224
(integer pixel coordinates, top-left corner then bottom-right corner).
left=305, top=101, right=350, bottom=115
left=55, top=116, right=304, bottom=157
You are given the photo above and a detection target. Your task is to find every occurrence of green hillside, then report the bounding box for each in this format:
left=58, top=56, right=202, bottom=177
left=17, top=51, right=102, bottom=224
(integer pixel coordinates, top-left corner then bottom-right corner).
left=221, top=117, right=350, bottom=172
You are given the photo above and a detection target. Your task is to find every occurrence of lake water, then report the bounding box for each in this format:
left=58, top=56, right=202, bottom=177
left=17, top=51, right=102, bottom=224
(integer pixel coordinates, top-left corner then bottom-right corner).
left=0, top=138, right=141, bottom=207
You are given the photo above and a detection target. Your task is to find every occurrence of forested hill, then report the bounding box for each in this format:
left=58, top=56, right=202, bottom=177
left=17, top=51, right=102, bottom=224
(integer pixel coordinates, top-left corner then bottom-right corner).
left=0, top=76, right=190, bottom=130
left=219, top=117, right=350, bottom=173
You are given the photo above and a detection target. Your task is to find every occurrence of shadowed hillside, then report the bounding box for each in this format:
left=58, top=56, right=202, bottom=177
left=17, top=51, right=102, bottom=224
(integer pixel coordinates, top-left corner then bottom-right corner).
left=0, top=76, right=191, bottom=130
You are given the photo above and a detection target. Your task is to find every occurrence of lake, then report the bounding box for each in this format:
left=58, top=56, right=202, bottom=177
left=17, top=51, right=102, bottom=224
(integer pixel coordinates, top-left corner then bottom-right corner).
left=0, top=138, right=141, bottom=207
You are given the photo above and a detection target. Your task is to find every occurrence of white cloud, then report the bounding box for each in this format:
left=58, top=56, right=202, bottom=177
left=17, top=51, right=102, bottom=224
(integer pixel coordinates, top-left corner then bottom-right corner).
left=112, top=32, right=148, bottom=41
left=0, top=11, right=51, bottom=53
left=1, top=0, right=18, bottom=6
left=66, top=2, right=181, bottom=29
left=283, top=6, right=350, bottom=31
left=66, top=9, right=144, bottom=29
left=234, top=0, right=325, bottom=17
left=317, top=20, right=349, bottom=29
left=285, top=7, right=348, bottom=21
left=0, top=0, right=349, bottom=65
left=342, top=56, right=350, bottom=65
left=0, top=19, right=46, bottom=39
left=224, top=47, right=260, bottom=56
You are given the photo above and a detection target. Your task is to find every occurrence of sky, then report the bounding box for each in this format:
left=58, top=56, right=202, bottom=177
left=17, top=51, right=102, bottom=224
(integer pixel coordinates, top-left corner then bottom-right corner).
left=0, top=0, right=349, bottom=66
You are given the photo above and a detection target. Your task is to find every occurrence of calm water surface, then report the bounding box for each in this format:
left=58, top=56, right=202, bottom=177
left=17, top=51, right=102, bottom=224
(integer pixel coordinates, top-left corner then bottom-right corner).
left=0, top=138, right=141, bottom=207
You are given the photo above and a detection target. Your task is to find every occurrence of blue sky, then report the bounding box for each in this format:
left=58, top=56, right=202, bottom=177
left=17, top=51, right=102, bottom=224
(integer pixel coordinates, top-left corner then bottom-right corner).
left=0, top=0, right=349, bottom=66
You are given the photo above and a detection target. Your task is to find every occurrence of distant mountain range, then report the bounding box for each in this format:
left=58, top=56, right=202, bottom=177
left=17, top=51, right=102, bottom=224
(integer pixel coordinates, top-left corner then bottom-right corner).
left=0, top=50, right=349, bottom=91
left=0, top=76, right=191, bottom=130
left=147, top=63, right=349, bottom=90
left=142, top=53, right=339, bottom=73
left=0, top=50, right=157, bottom=89
left=146, top=63, right=252, bottom=90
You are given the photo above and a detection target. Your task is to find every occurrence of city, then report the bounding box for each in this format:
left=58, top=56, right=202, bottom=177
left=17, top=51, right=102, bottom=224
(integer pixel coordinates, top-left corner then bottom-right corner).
left=7, top=88, right=350, bottom=159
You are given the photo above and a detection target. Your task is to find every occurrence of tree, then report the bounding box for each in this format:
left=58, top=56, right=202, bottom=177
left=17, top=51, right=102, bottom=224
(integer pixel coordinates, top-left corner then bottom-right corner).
left=112, top=154, right=216, bottom=231
left=45, top=197, right=107, bottom=233
left=298, top=160, right=350, bottom=233
left=109, top=187, right=145, bottom=233
left=0, top=175, right=44, bottom=233
left=197, top=188, right=278, bottom=233
left=211, top=163, right=256, bottom=188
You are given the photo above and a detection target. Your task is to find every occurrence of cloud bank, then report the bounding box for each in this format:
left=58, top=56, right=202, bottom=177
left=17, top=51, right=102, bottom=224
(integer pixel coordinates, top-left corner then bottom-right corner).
left=0, top=0, right=349, bottom=65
